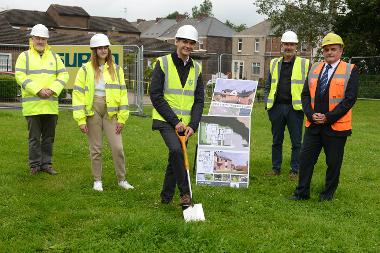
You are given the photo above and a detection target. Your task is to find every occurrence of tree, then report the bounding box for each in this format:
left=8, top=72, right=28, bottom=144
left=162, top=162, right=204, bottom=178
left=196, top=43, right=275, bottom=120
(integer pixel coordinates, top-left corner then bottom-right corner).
left=192, top=0, right=213, bottom=18
left=334, top=0, right=380, bottom=57
left=225, top=20, right=247, bottom=32
left=254, top=0, right=344, bottom=53
left=166, top=11, right=189, bottom=19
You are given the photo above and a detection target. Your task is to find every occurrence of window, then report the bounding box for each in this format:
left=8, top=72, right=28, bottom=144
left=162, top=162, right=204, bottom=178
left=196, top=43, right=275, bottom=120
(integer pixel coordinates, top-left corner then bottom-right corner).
left=255, top=38, right=260, bottom=52
left=239, top=62, right=244, bottom=79
left=199, top=39, right=204, bottom=50
left=238, top=39, right=242, bottom=52
left=252, top=62, right=260, bottom=75
left=0, top=53, right=12, bottom=72
left=301, top=42, right=308, bottom=52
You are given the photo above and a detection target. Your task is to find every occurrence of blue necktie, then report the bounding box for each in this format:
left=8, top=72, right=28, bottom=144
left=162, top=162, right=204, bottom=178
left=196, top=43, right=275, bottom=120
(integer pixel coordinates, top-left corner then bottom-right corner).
left=319, top=64, right=332, bottom=95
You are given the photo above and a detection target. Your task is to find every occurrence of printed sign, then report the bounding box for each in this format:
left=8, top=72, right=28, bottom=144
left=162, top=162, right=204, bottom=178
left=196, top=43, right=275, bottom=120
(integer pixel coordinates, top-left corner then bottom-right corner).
left=196, top=78, right=258, bottom=188
left=51, top=45, right=123, bottom=89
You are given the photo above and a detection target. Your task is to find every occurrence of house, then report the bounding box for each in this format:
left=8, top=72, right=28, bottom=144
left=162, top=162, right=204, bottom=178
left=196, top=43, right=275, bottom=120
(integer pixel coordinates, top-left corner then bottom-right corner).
left=0, top=4, right=176, bottom=72
left=156, top=16, right=235, bottom=83
left=133, top=18, right=177, bottom=40
left=232, top=20, right=312, bottom=85
left=214, top=152, right=233, bottom=171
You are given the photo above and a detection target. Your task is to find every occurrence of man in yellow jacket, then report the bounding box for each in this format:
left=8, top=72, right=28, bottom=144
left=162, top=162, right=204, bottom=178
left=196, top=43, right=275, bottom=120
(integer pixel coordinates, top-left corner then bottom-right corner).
left=150, top=25, right=204, bottom=206
left=15, top=24, right=69, bottom=175
left=264, top=31, right=310, bottom=180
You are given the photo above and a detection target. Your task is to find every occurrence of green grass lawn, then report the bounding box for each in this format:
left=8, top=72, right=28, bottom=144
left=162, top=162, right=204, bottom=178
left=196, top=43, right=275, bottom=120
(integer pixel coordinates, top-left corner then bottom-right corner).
left=0, top=100, right=379, bottom=252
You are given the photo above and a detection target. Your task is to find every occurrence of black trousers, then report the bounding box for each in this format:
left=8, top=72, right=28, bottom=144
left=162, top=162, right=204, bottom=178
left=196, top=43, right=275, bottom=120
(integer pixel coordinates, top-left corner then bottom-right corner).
left=268, top=104, right=304, bottom=173
left=26, top=114, right=58, bottom=169
left=157, top=123, right=190, bottom=201
left=294, top=127, right=347, bottom=198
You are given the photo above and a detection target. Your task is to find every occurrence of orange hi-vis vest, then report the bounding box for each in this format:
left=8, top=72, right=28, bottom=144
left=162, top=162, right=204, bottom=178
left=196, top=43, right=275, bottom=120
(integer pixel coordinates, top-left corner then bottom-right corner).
left=306, top=60, right=355, bottom=131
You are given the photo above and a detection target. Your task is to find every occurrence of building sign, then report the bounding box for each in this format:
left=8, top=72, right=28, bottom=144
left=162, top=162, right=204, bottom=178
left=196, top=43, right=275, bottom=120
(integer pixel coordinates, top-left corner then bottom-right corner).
left=51, top=45, right=123, bottom=89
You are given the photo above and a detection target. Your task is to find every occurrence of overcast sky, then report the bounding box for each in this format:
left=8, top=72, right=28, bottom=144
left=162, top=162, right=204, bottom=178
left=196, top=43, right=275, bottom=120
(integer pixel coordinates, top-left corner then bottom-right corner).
left=0, top=0, right=265, bottom=28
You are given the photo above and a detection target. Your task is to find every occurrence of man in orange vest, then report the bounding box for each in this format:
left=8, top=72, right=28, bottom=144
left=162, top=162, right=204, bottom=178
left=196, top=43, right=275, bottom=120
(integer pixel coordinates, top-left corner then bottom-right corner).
left=290, top=33, right=359, bottom=201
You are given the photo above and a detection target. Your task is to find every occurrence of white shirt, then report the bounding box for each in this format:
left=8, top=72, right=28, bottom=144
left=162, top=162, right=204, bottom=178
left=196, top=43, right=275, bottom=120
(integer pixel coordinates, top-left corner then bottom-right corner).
left=95, top=65, right=106, bottom=97
left=322, top=60, right=340, bottom=80
left=183, top=56, right=190, bottom=66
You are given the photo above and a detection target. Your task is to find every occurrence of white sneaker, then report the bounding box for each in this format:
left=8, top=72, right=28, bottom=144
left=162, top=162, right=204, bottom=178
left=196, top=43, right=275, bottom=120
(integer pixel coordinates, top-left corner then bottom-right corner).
left=93, top=181, right=103, bottom=191
left=118, top=180, right=134, bottom=190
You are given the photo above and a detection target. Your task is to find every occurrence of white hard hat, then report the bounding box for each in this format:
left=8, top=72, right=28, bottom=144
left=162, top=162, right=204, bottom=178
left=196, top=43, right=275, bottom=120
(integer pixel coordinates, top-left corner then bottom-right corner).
left=90, top=34, right=111, bottom=48
left=281, top=31, right=298, bottom=43
left=30, top=24, right=49, bottom=38
left=175, top=25, right=198, bottom=42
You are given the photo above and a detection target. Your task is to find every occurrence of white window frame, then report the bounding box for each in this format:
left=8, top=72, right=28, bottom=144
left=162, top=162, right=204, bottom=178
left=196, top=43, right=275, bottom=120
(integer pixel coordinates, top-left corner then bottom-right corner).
left=254, top=38, right=260, bottom=53
left=0, top=53, right=12, bottom=72
left=252, top=62, right=260, bottom=75
left=199, top=39, right=204, bottom=50
left=237, top=39, right=242, bottom=52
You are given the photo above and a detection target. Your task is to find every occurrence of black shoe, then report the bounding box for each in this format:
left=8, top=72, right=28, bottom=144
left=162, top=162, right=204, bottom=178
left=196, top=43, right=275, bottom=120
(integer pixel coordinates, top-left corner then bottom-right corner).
left=289, top=195, right=310, bottom=201
left=41, top=166, right=58, bottom=175
left=319, top=195, right=333, bottom=202
left=180, top=194, right=192, bottom=206
left=265, top=170, right=280, bottom=176
left=289, top=171, right=298, bottom=181
left=161, top=198, right=172, bottom=204
left=30, top=166, right=40, bottom=175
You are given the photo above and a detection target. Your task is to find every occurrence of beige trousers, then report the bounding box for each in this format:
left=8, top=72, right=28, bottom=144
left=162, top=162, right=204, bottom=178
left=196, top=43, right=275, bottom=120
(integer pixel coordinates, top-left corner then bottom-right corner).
left=87, top=96, right=126, bottom=181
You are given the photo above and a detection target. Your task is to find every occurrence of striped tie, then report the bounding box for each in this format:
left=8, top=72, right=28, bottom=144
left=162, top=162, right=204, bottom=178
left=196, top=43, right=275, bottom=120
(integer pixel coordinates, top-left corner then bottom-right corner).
left=319, top=64, right=332, bottom=95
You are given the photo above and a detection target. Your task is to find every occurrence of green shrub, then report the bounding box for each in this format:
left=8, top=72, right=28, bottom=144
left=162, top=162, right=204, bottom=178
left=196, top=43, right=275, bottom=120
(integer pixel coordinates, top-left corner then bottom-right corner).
left=0, top=74, right=18, bottom=99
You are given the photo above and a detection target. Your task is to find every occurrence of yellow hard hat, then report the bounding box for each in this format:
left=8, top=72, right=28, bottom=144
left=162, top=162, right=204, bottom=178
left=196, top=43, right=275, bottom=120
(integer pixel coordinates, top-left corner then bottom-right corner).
left=321, top=33, right=344, bottom=48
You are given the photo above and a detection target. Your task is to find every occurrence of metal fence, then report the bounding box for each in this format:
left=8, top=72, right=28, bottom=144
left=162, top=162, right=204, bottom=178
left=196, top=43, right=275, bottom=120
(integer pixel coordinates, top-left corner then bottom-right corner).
left=0, top=44, right=145, bottom=114
left=216, top=54, right=380, bottom=100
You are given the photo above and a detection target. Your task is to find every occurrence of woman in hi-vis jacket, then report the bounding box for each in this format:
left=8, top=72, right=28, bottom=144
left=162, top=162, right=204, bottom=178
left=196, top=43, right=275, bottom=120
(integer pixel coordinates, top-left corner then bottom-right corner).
left=72, top=34, right=133, bottom=192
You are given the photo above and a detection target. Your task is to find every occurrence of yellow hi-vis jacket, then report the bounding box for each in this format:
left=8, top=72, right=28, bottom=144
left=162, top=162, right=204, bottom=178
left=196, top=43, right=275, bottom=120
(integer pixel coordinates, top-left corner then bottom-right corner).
left=15, top=40, right=69, bottom=116
left=151, top=54, right=201, bottom=125
left=266, top=56, right=310, bottom=110
left=72, top=61, right=129, bottom=126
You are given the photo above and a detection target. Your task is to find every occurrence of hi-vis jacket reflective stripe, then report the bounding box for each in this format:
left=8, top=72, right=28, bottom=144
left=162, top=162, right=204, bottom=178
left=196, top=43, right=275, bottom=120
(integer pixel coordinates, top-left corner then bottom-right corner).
left=266, top=56, right=310, bottom=110
left=151, top=54, right=201, bottom=125
left=305, top=61, right=355, bottom=131
left=72, top=61, right=129, bottom=126
left=15, top=40, right=69, bottom=116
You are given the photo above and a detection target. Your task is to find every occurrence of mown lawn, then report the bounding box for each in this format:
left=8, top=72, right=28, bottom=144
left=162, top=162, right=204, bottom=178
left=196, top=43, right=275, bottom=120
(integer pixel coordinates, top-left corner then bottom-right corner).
left=0, top=100, right=379, bottom=252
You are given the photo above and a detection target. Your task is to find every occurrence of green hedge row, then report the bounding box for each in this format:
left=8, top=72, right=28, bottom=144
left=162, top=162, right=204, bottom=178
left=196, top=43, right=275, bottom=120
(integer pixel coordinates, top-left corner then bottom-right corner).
left=0, top=75, right=19, bottom=98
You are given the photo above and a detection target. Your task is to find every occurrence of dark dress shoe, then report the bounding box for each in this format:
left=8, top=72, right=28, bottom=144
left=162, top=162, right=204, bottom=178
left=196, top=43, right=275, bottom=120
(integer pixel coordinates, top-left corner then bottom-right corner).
left=180, top=194, right=192, bottom=206
left=161, top=198, right=172, bottom=204
left=289, top=195, right=310, bottom=201
left=30, top=167, right=40, bottom=175
left=41, top=166, right=58, bottom=175
left=265, top=170, right=280, bottom=176
left=319, top=195, right=333, bottom=202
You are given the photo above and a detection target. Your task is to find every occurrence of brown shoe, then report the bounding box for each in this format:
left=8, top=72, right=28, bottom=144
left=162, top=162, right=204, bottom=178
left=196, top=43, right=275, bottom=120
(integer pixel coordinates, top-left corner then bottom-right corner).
left=30, top=167, right=40, bottom=175
left=41, top=166, right=58, bottom=175
left=289, top=172, right=298, bottom=181
left=265, top=170, right=280, bottom=176
left=180, top=194, right=192, bottom=206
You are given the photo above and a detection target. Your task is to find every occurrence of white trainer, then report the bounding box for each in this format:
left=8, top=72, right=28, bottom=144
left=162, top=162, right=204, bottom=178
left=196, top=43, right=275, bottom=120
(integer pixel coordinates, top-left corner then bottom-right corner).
left=118, top=180, right=134, bottom=190
left=93, top=181, right=103, bottom=192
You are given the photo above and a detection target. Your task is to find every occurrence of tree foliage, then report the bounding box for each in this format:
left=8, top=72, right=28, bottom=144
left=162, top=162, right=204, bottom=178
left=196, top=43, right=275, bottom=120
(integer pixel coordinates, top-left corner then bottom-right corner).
left=225, top=20, right=247, bottom=32
left=333, top=0, right=380, bottom=56
left=166, top=11, right=189, bottom=19
left=192, top=0, right=213, bottom=18
left=254, top=0, right=344, bottom=49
